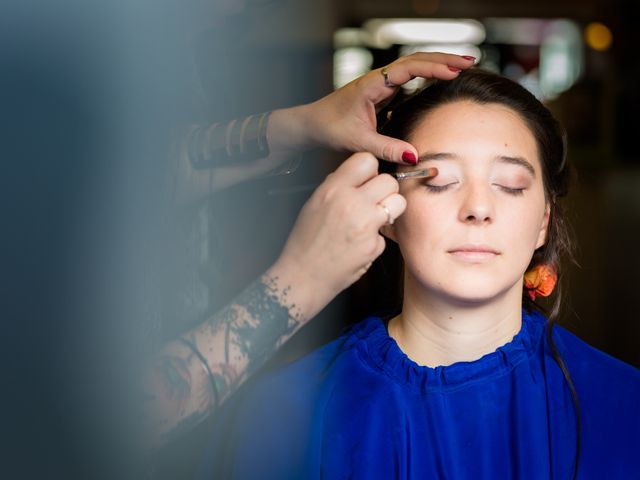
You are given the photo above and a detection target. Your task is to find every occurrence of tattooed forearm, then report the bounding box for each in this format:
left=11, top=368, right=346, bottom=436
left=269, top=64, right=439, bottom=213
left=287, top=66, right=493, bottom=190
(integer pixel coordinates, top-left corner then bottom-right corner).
left=146, top=273, right=302, bottom=448
left=145, top=342, right=215, bottom=448
left=155, top=356, right=191, bottom=406
left=221, top=275, right=300, bottom=378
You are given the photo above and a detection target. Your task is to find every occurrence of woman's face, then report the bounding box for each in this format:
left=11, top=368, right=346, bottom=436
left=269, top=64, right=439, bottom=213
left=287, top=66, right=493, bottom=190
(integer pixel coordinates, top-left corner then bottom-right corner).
left=388, top=100, right=549, bottom=305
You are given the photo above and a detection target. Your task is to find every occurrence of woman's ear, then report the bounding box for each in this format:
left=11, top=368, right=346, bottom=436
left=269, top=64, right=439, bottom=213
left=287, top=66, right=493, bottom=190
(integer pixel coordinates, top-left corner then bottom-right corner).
left=535, top=203, right=551, bottom=249
left=380, top=223, right=398, bottom=243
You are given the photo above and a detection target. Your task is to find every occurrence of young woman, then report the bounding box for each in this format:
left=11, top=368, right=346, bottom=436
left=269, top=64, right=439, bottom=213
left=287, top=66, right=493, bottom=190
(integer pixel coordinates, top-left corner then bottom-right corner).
left=198, top=69, right=640, bottom=479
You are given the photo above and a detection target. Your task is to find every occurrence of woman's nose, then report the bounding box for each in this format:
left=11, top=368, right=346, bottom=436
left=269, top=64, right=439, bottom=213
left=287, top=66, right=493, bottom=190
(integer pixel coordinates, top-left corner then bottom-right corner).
left=457, top=182, right=494, bottom=224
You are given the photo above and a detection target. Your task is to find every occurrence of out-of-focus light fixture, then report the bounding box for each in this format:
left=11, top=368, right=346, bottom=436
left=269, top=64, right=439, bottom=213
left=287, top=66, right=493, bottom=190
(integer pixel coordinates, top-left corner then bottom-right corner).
left=401, top=43, right=482, bottom=60
left=363, top=19, right=486, bottom=49
left=333, top=28, right=374, bottom=89
left=334, top=28, right=371, bottom=49
left=484, top=18, right=584, bottom=100
left=584, top=22, right=613, bottom=51
left=540, top=20, right=583, bottom=100
left=333, top=47, right=374, bottom=89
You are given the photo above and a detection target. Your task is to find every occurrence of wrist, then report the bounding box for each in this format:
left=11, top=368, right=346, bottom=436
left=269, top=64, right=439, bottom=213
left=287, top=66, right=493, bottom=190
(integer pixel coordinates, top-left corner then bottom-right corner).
left=265, top=255, right=337, bottom=323
left=267, top=104, right=319, bottom=155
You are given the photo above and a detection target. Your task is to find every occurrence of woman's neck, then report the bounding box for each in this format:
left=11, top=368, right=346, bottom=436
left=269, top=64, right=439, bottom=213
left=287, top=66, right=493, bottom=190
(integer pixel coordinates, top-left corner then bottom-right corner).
left=388, top=278, right=523, bottom=368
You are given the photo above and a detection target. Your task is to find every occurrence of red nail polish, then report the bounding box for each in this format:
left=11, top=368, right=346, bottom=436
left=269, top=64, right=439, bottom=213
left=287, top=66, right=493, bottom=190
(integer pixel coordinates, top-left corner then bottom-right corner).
left=448, top=66, right=462, bottom=73
left=402, top=151, right=417, bottom=165
left=462, top=55, right=476, bottom=61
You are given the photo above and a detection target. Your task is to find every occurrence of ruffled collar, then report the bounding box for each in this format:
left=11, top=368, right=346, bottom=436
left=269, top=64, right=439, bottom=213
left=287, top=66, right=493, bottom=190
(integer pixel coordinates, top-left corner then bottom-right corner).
left=349, top=310, right=546, bottom=392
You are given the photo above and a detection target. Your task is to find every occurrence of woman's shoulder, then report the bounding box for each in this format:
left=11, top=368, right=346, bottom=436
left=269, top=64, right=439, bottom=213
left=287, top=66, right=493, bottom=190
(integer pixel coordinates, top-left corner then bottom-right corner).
left=551, top=322, right=640, bottom=403
left=548, top=321, right=640, bottom=472
left=554, top=325, right=640, bottom=374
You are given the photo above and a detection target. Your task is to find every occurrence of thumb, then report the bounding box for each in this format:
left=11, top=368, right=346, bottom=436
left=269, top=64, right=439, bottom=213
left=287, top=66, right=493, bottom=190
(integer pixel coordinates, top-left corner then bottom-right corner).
left=360, top=131, right=418, bottom=165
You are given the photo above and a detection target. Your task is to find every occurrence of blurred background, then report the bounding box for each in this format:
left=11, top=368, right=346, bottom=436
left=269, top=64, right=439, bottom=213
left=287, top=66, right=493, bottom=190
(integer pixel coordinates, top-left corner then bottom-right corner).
left=2, top=0, right=638, bottom=478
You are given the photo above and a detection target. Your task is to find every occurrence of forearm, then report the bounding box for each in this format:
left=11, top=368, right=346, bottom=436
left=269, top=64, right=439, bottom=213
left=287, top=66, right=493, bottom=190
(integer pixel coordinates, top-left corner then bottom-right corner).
left=145, top=264, right=326, bottom=448
left=172, top=108, right=312, bottom=204
left=266, top=104, right=319, bottom=154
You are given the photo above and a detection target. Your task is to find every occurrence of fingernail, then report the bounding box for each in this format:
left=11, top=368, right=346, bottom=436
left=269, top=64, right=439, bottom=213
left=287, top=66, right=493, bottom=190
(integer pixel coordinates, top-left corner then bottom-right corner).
left=402, top=151, right=417, bottom=165
left=462, top=55, right=476, bottom=61
left=448, top=66, right=462, bottom=73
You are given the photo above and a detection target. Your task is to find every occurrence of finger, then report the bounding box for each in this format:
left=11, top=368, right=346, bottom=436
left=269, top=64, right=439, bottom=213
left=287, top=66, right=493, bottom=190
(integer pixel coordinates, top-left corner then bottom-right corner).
left=402, top=51, right=476, bottom=69
left=383, top=52, right=475, bottom=86
left=376, top=193, right=406, bottom=226
left=328, top=152, right=379, bottom=188
left=358, top=130, right=418, bottom=165
left=358, top=172, right=398, bottom=203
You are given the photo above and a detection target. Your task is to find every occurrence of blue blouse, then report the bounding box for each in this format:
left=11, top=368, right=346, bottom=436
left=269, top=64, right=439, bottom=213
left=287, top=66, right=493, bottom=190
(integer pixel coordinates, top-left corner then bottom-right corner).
left=198, top=310, right=640, bottom=479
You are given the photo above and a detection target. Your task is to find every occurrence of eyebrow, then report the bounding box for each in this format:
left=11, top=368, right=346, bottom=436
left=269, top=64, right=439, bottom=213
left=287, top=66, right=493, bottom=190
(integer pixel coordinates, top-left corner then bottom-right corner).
left=417, top=152, right=457, bottom=163
left=417, top=152, right=536, bottom=177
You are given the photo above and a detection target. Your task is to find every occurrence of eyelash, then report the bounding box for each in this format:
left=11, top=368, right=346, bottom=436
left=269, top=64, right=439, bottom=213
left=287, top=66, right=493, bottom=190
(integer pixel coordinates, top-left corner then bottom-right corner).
left=424, top=184, right=453, bottom=193
left=424, top=183, right=526, bottom=196
left=495, top=185, right=525, bottom=196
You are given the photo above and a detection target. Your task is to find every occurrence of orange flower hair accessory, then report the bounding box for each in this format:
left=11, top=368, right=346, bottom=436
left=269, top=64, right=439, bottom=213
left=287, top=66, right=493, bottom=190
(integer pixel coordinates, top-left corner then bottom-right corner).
left=523, top=264, right=558, bottom=301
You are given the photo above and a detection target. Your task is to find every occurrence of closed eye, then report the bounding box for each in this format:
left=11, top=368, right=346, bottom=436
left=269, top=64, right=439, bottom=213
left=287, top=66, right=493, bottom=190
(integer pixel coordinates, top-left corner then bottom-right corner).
left=424, top=181, right=459, bottom=193
left=493, top=184, right=526, bottom=196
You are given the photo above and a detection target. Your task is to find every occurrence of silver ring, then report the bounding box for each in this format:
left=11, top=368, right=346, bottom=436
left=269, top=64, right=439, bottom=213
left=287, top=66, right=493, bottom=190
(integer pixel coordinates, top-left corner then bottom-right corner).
left=381, top=67, right=396, bottom=88
left=379, top=203, right=393, bottom=225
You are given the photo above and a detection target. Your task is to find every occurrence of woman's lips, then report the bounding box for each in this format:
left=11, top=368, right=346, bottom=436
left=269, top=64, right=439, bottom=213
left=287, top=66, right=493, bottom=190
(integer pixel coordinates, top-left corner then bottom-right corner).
left=447, top=245, right=500, bottom=262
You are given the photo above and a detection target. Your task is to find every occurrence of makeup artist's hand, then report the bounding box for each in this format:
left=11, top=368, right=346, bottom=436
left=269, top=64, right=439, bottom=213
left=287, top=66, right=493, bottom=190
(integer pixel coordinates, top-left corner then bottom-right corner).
left=266, top=152, right=405, bottom=319
left=267, top=52, right=475, bottom=165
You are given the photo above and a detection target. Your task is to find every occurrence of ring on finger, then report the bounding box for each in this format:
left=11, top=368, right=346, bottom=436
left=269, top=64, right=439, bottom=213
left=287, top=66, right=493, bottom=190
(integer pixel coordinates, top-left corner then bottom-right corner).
left=381, top=67, right=396, bottom=88
left=379, top=203, right=393, bottom=225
